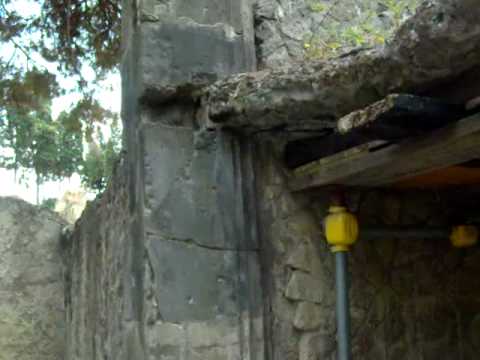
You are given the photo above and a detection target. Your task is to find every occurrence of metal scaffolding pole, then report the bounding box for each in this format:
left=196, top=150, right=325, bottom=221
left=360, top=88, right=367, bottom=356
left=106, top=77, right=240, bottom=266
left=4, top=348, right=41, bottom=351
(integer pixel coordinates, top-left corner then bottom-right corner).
left=335, top=251, right=351, bottom=360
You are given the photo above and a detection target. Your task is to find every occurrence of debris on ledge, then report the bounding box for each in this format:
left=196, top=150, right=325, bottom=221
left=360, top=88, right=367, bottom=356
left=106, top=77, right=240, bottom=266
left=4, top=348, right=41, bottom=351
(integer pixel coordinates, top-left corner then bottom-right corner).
left=336, top=94, right=468, bottom=137
left=285, top=94, right=470, bottom=168
left=200, top=0, right=480, bottom=133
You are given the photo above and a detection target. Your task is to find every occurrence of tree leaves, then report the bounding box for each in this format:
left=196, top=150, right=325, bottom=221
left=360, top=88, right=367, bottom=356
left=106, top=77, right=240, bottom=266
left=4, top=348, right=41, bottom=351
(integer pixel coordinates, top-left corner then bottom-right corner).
left=0, top=105, right=83, bottom=185
left=0, top=0, right=122, bottom=194
left=80, top=117, right=121, bottom=192
left=39, top=0, right=121, bottom=77
left=0, top=69, right=60, bottom=112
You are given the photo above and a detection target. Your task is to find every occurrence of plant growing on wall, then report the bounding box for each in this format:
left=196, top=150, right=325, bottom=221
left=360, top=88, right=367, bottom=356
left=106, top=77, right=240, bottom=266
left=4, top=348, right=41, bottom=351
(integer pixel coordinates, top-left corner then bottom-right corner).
left=304, top=0, right=420, bottom=59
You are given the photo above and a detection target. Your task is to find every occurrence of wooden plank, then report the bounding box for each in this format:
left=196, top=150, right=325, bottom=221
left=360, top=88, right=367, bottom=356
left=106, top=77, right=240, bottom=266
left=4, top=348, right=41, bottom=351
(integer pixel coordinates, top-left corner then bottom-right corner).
left=285, top=132, right=385, bottom=169
left=289, top=113, right=480, bottom=191
left=337, top=94, right=467, bottom=135
left=293, top=141, right=387, bottom=176
left=285, top=94, right=467, bottom=169
left=394, top=166, right=480, bottom=188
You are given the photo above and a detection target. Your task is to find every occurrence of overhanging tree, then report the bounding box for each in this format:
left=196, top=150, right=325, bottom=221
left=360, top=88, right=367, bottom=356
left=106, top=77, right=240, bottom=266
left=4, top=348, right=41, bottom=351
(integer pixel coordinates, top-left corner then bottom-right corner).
left=0, top=0, right=121, bottom=196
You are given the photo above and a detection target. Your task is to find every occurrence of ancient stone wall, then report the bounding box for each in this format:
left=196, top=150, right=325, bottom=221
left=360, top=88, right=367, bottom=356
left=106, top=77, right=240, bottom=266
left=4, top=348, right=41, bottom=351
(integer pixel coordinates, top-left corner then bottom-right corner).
left=64, top=1, right=480, bottom=360
left=253, top=0, right=419, bottom=68
left=0, top=197, right=65, bottom=360
left=64, top=163, right=141, bottom=359
left=66, top=1, right=264, bottom=359
left=255, top=139, right=480, bottom=360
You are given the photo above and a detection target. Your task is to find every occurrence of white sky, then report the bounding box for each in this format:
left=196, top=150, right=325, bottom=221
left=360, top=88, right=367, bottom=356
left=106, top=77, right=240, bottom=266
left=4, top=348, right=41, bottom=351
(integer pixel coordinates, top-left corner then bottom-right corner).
left=0, top=0, right=122, bottom=204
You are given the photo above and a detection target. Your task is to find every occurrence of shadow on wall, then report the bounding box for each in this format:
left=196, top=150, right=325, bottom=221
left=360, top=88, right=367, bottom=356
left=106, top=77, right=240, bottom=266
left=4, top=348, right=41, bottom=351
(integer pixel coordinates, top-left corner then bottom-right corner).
left=256, top=140, right=480, bottom=360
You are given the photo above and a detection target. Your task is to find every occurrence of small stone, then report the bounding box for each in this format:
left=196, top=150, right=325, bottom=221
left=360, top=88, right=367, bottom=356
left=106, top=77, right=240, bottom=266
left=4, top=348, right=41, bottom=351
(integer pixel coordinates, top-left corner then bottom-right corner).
left=287, top=211, right=320, bottom=238
left=285, top=271, right=323, bottom=303
left=187, top=319, right=238, bottom=348
left=293, top=302, right=326, bottom=331
left=148, top=322, right=185, bottom=348
left=299, top=333, right=334, bottom=360
left=286, top=242, right=311, bottom=272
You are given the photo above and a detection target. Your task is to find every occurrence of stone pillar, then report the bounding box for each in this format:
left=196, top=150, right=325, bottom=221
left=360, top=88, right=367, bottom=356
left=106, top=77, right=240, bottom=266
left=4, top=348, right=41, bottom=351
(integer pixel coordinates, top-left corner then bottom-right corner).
left=121, top=1, right=264, bottom=359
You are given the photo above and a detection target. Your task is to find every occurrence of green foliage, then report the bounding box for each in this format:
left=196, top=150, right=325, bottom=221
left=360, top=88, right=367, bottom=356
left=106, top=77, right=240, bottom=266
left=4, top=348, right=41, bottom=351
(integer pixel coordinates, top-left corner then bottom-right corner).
left=80, top=118, right=121, bottom=193
left=0, top=100, right=83, bottom=184
left=304, top=0, right=420, bottom=59
left=0, top=0, right=121, bottom=78
left=0, top=0, right=122, bottom=195
left=40, top=197, right=56, bottom=210
left=308, top=1, right=327, bottom=13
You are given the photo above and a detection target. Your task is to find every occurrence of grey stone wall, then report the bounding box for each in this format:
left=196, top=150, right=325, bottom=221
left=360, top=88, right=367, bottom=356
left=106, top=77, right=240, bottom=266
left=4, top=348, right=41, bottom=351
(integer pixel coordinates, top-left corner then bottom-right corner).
left=66, top=1, right=480, bottom=360
left=255, top=139, right=480, bottom=360
left=65, top=1, right=264, bottom=359
left=253, top=0, right=419, bottom=68
left=142, top=128, right=265, bottom=359
left=64, top=163, right=142, bottom=359
left=0, top=197, right=65, bottom=360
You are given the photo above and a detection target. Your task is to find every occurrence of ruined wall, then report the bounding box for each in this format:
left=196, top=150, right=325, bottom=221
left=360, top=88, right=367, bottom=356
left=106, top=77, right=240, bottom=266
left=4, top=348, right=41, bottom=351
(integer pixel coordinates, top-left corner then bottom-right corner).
left=253, top=0, right=419, bottom=68
left=64, top=163, right=141, bottom=359
left=255, top=139, right=480, bottom=360
left=0, top=197, right=65, bottom=360
left=66, top=1, right=264, bottom=359
left=65, top=1, right=480, bottom=359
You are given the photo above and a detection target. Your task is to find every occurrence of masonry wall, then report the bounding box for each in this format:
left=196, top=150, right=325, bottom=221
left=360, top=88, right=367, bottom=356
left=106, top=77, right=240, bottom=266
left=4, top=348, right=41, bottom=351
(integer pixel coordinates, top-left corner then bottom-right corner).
left=64, top=162, right=144, bottom=359
left=255, top=138, right=480, bottom=360
left=66, top=1, right=265, bottom=359
left=253, top=0, right=419, bottom=68
left=0, top=197, right=65, bottom=360
left=65, top=1, right=480, bottom=359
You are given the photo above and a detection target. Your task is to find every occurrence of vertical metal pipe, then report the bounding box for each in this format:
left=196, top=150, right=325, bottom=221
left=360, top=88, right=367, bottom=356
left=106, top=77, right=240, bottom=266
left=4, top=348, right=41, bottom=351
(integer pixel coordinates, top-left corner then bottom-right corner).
left=335, top=251, right=351, bottom=360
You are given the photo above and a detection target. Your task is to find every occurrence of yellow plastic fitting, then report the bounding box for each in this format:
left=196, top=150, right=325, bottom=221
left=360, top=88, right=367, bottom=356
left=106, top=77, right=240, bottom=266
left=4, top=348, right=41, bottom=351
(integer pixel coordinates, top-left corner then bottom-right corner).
left=324, top=206, right=359, bottom=252
left=450, top=225, right=478, bottom=248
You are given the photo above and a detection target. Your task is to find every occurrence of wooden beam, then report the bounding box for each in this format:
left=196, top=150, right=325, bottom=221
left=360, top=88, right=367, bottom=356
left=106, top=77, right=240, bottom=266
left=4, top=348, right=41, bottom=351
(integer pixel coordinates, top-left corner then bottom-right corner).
left=289, top=113, right=480, bottom=191
left=285, top=132, right=381, bottom=169
left=394, top=166, right=480, bottom=188
left=337, top=94, right=467, bottom=136
left=285, top=94, right=467, bottom=169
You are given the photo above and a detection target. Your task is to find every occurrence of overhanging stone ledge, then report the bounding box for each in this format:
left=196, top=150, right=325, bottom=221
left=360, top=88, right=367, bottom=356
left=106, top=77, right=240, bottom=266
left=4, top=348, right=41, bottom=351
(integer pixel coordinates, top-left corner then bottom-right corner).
left=137, top=1, right=480, bottom=136
left=195, top=0, right=480, bottom=134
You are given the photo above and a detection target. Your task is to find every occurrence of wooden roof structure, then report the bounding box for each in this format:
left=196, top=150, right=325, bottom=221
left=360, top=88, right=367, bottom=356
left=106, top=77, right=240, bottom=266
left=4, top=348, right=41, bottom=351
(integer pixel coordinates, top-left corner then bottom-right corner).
left=289, top=109, right=480, bottom=191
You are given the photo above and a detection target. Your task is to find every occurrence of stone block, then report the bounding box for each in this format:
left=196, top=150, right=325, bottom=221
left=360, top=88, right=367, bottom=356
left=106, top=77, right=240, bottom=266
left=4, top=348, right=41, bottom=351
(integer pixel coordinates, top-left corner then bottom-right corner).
left=188, top=346, right=234, bottom=360
left=299, top=333, right=335, bottom=360
left=149, top=322, right=186, bottom=347
left=147, top=234, right=262, bottom=323
left=293, top=302, right=322, bottom=331
left=0, top=197, right=65, bottom=360
left=286, top=242, right=312, bottom=273
left=187, top=319, right=239, bottom=348
left=285, top=271, right=324, bottom=303
left=139, top=19, right=250, bottom=92
left=143, top=124, right=258, bottom=251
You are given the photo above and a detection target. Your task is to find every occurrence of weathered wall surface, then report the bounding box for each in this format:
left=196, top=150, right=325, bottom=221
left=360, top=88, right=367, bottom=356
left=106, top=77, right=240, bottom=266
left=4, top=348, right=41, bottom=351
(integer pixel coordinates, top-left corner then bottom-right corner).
left=66, top=1, right=480, bottom=360
left=0, top=197, right=65, bottom=360
left=142, top=128, right=265, bottom=359
left=64, top=163, right=142, bottom=359
left=253, top=0, right=419, bottom=68
left=66, top=1, right=264, bottom=359
left=255, top=139, right=480, bottom=360
left=130, top=0, right=265, bottom=358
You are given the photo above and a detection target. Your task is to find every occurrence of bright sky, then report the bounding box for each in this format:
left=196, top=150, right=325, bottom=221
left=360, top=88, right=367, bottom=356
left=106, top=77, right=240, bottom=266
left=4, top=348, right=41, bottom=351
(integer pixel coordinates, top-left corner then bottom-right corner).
left=0, top=0, right=122, bottom=204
